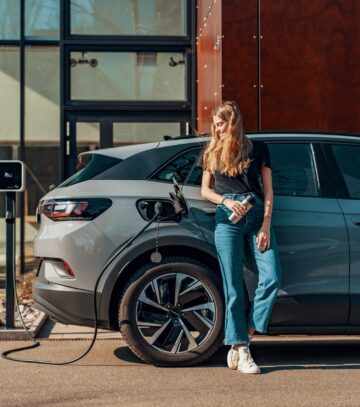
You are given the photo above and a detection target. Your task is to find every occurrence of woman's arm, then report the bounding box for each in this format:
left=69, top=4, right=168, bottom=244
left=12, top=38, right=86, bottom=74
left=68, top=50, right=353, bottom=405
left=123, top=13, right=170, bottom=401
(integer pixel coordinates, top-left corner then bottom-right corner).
left=201, top=171, right=224, bottom=205
left=257, top=165, right=274, bottom=251
left=201, top=170, right=246, bottom=216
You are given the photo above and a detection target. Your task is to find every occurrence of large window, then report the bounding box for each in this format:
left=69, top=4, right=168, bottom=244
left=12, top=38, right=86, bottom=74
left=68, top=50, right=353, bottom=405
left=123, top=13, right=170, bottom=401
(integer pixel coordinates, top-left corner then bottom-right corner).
left=25, top=0, right=60, bottom=40
left=0, top=47, right=20, bottom=143
left=25, top=46, right=60, bottom=141
left=113, top=122, right=181, bottom=145
left=70, top=51, right=186, bottom=101
left=0, top=1, right=20, bottom=39
left=268, top=143, right=320, bottom=197
left=331, top=144, right=360, bottom=199
left=70, top=0, right=186, bottom=36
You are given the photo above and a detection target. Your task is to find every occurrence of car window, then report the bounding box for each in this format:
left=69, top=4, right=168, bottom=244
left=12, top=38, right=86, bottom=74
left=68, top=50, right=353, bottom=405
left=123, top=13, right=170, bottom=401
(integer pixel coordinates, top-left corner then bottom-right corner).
left=330, top=144, right=360, bottom=199
left=59, top=153, right=121, bottom=187
left=267, top=143, right=320, bottom=197
left=152, top=148, right=202, bottom=185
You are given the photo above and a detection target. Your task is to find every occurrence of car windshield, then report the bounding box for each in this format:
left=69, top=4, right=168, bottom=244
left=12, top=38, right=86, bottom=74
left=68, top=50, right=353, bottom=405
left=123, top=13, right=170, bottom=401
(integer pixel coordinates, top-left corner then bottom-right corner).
left=59, top=153, right=122, bottom=187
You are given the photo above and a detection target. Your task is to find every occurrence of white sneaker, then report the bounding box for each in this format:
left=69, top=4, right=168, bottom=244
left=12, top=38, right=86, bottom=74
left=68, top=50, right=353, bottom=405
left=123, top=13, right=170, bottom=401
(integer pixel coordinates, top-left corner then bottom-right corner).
left=226, top=337, right=252, bottom=370
left=227, top=347, right=239, bottom=370
left=237, top=346, right=261, bottom=374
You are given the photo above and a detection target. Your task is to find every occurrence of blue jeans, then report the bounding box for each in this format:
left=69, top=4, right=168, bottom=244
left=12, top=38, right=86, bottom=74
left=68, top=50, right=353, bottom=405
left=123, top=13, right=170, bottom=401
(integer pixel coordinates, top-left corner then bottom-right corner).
left=214, top=192, right=282, bottom=346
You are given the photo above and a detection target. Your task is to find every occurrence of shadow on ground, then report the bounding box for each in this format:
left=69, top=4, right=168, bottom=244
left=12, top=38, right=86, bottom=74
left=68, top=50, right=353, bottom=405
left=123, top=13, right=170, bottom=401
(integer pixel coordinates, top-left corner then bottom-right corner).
left=114, top=340, right=360, bottom=372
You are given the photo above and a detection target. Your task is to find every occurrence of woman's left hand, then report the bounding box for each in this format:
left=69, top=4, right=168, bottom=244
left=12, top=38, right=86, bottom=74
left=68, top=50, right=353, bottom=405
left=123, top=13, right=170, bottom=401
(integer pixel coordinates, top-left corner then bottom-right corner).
left=256, top=226, right=271, bottom=252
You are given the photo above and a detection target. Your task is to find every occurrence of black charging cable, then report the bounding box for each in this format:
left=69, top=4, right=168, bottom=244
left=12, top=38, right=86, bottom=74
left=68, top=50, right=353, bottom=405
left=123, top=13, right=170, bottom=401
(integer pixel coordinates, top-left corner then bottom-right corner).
left=1, top=202, right=166, bottom=365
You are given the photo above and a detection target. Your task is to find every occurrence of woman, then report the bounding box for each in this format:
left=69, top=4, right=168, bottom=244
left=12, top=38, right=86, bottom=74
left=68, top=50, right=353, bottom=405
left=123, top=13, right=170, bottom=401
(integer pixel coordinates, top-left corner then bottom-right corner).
left=201, top=101, right=282, bottom=374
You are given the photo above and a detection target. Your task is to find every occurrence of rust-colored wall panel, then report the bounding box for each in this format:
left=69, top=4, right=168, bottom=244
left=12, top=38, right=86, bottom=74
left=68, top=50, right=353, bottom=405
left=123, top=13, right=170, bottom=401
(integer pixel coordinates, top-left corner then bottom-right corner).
left=261, top=0, right=360, bottom=132
left=222, top=0, right=258, bottom=130
left=196, top=0, right=222, bottom=133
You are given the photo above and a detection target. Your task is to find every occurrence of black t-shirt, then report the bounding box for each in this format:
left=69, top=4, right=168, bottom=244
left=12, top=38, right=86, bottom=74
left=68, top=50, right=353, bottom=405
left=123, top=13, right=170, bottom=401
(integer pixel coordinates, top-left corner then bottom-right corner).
left=201, top=140, right=271, bottom=198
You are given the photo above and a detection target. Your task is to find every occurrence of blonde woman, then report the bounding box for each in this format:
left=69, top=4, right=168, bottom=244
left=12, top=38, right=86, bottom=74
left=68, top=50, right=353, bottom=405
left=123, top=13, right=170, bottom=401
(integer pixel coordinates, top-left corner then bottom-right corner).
left=201, top=101, right=282, bottom=374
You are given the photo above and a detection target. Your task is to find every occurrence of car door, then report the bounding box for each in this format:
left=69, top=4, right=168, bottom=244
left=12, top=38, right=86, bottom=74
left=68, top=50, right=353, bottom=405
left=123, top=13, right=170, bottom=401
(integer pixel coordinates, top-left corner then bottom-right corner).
left=322, top=142, right=360, bottom=325
left=263, top=141, right=349, bottom=326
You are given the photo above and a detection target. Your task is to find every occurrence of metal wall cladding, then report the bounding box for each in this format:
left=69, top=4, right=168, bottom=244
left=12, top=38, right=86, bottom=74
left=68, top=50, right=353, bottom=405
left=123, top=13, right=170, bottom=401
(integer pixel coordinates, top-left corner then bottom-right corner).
left=199, top=0, right=360, bottom=133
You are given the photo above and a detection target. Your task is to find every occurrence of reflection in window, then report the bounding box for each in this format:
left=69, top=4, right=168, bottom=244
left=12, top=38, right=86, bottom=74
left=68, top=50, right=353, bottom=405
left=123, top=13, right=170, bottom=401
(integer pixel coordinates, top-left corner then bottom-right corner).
left=153, top=149, right=202, bottom=185
left=0, top=47, right=20, bottom=143
left=0, top=1, right=20, bottom=39
left=24, top=146, right=60, bottom=273
left=268, top=144, right=320, bottom=197
left=76, top=122, right=100, bottom=157
left=113, top=122, right=181, bottom=145
left=331, top=145, right=360, bottom=199
left=25, top=47, right=60, bottom=141
left=71, top=51, right=186, bottom=101
left=70, top=0, right=186, bottom=36
left=25, top=0, right=60, bottom=40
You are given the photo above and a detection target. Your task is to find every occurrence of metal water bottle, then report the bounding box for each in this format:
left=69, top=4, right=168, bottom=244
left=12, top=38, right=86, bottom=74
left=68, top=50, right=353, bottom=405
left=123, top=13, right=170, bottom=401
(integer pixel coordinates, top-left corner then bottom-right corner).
left=228, top=194, right=256, bottom=224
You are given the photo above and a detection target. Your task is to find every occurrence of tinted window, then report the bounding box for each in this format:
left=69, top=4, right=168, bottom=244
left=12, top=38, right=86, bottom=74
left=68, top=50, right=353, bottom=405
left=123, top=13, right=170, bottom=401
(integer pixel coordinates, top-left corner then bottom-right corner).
left=152, top=149, right=202, bottom=185
left=59, top=154, right=121, bottom=187
left=267, top=143, right=320, bottom=197
left=331, top=144, right=360, bottom=199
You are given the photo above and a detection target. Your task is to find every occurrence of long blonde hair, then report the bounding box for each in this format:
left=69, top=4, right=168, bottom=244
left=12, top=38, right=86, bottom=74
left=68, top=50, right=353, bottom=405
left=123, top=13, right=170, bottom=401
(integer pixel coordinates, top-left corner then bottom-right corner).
left=202, top=101, right=253, bottom=176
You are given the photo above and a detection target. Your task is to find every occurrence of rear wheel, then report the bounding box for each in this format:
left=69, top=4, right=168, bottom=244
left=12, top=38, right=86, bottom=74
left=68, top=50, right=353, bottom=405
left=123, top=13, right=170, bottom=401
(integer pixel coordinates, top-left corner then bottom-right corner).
left=118, top=256, right=224, bottom=366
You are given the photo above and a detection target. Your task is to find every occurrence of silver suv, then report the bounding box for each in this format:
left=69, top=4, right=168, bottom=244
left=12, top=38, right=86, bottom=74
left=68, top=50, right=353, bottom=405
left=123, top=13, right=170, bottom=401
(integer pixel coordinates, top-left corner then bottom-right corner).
left=33, top=133, right=360, bottom=366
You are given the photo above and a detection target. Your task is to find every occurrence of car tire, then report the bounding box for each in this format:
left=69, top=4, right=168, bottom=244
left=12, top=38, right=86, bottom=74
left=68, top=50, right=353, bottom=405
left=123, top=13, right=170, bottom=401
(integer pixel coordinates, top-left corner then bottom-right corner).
left=118, top=256, right=224, bottom=366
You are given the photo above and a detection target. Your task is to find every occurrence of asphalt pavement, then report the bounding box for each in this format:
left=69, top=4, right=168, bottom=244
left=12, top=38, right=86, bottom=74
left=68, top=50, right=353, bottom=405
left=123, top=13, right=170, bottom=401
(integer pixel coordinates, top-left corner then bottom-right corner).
left=1, top=335, right=360, bottom=406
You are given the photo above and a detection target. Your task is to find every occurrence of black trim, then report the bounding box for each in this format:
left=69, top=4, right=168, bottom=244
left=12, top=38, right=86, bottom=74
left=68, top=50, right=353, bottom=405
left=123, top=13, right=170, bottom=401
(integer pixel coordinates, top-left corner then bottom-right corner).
left=270, top=294, right=349, bottom=326
left=312, top=142, right=335, bottom=198
left=320, top=143, right=350, bottom=199
left=19, top=0, right=25, bottom=274
left=60, top=0, right=66, bottom=181
left=247, top=130, right=360, bottom=138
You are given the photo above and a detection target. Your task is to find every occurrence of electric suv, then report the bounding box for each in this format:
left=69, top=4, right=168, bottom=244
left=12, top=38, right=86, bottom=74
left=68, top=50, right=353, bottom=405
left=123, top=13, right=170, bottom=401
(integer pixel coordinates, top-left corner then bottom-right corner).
left=33, top=133, right=360, bottom=366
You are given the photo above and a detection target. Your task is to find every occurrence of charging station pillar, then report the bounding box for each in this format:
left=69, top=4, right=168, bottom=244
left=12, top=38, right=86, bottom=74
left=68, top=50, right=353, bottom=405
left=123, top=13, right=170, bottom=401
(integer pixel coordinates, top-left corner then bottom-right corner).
left=5, top=192, right=15, bottom=329
left=0, top=160, right=25, bottom=330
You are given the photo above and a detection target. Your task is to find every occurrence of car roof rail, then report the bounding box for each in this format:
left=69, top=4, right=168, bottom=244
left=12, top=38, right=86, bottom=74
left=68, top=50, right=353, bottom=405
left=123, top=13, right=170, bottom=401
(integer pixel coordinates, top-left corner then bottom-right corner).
left=163, top=133, right=211, bottom=141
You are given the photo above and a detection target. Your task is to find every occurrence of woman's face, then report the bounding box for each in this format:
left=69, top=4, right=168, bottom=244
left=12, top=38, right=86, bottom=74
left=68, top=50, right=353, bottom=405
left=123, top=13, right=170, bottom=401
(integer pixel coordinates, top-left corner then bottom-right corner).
left=213, top=115, right=229, bottom=139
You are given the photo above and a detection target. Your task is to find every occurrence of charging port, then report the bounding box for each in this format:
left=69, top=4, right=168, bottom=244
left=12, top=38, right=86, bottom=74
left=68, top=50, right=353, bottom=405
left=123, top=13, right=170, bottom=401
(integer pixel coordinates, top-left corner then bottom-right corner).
left=136, top=199, right=180, bottom=222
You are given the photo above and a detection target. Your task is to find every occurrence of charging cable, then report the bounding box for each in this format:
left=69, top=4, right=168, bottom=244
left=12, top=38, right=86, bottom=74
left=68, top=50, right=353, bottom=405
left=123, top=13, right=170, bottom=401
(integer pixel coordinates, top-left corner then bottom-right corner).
left=1, top=202, right=166, bottom=365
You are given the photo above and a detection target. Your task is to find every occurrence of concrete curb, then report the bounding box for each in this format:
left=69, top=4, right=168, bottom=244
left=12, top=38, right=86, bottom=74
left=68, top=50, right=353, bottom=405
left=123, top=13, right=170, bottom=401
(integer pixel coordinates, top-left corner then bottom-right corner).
left=0, top=312, right=48, bottom=340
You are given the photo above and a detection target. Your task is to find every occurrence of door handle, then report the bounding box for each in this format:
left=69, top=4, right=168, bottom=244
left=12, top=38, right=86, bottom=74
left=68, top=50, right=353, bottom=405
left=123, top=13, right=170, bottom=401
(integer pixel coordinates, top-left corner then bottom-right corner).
left=352, top=217, right=360, bottom=225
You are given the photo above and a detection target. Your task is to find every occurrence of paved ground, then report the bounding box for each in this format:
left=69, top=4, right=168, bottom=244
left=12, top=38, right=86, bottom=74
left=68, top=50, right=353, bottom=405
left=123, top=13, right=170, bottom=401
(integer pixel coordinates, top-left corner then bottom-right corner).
left=1, top=335, right=360, bottom=407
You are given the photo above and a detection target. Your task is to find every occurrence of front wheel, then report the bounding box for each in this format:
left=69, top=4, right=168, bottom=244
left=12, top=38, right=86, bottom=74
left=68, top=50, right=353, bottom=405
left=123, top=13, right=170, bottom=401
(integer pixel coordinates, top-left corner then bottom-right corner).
left=118, top=256, right=224, bottom=366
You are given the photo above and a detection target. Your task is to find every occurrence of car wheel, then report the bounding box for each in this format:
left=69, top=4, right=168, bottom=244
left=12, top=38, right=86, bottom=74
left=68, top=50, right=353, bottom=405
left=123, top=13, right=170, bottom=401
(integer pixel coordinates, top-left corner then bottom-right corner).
left=118, top=256, right=224, bottom=366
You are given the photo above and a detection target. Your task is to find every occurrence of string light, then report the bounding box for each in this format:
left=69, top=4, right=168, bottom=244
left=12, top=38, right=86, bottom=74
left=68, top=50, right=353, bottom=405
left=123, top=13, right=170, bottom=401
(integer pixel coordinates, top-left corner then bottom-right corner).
left=197, top=0, right=222, bottom=128
left=197, top=0, right=217, bottom=36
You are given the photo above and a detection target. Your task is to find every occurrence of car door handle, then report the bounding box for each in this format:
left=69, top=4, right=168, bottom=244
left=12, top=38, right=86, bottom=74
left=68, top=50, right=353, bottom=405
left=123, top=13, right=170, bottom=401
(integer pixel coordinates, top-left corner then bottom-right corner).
left=352, top=217, right=360, bottom=225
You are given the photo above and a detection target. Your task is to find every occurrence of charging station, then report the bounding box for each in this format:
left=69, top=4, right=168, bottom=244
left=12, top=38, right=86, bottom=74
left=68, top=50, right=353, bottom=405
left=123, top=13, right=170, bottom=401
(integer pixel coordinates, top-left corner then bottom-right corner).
left=0, top=160, right=26, bottom=329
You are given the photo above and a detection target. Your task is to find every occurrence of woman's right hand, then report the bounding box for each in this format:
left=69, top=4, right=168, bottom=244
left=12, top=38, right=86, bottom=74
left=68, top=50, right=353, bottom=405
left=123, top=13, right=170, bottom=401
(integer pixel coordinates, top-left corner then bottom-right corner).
left=223, top=198, right=247, bottom=216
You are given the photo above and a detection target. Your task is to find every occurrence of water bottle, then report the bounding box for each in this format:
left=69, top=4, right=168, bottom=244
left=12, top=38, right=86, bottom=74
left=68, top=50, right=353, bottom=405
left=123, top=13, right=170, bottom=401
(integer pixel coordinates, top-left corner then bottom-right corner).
left=228, top=194, right=256, bottom=224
